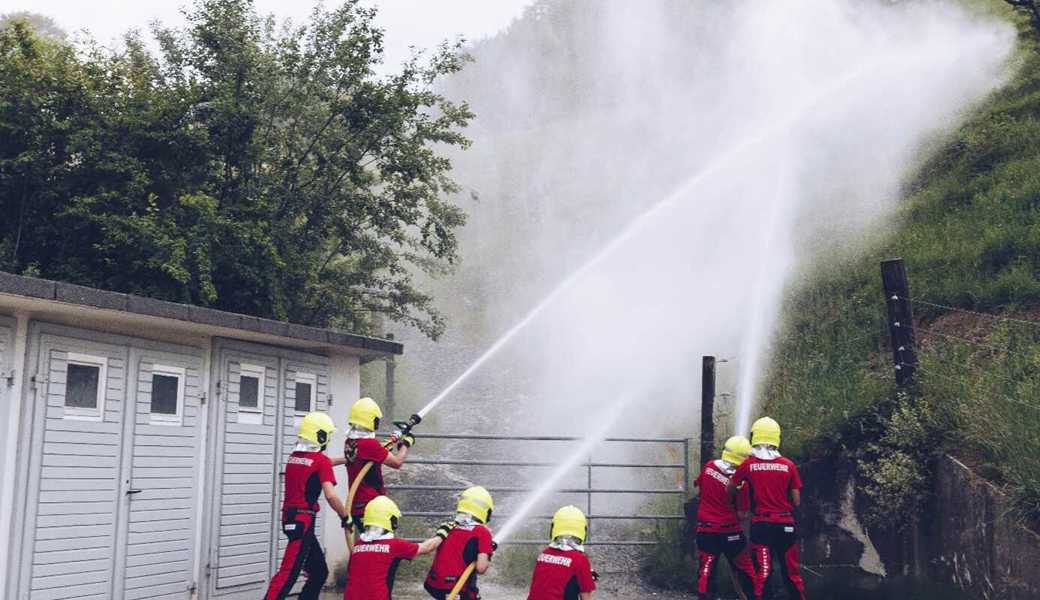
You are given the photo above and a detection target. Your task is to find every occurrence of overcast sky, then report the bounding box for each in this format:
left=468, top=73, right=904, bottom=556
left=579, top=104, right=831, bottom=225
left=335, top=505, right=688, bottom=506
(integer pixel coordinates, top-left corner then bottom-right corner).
left=3, top=0, right=535, bottom=71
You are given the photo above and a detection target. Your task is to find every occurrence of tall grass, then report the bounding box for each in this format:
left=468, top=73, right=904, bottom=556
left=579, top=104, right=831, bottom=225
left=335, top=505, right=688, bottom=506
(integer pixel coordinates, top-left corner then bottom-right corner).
left=763, top=7, right=1040, bottom=524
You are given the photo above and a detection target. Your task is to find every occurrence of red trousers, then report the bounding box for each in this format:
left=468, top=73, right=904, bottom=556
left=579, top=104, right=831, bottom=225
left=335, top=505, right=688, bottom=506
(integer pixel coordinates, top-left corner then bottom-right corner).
left=265, top=511, right=328, bottom=600
left=749, top=522, right=806, bottom=600
left=695, top=531, right=756, bottom=599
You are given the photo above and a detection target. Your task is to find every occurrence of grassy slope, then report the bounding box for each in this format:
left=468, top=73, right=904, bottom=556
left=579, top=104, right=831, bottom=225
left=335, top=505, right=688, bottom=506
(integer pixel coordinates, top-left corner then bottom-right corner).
left=764, top=3, right=1040, bottom=522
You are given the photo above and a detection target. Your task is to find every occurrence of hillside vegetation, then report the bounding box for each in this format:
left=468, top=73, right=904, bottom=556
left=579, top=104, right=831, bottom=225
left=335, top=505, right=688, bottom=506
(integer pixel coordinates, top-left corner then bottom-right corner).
left=764, top=4, right=1040, bottom=526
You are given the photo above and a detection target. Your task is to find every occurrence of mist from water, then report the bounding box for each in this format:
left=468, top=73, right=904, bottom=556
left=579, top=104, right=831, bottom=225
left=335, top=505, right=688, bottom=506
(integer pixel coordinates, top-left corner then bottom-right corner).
left=392, top=0, right=1015, bottom=531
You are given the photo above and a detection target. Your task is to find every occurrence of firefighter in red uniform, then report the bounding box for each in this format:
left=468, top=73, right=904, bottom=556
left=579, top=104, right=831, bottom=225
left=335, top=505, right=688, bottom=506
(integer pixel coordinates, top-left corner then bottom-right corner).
left=424, top=486, right=497, bottom=599
left=264, top=412, right=349, bottom=600
left=344, top=397, right=413, bottom=529
left=693, top=435, right=757, bottom=600
left=728, top=417, right=806, bottom=600
left=344, top=495, right=453, bottom=600
left=527, top=506, right=598, bottom=600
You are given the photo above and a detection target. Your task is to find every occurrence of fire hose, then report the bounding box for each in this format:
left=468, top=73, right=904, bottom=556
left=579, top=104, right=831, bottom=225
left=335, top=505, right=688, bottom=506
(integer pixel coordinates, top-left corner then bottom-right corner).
left=446, top=563, right=477, bottom=600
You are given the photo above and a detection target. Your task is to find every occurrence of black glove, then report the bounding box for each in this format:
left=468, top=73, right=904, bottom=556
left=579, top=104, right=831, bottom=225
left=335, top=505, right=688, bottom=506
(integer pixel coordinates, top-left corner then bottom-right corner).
left=489, top=540, right=498, bottom=560
left=341, top=515, right=354, bottom=530
left=435, top=520, right=456, bottom=540
left=398, top=433, right=416, bottom=449
left=591, top=570, right=600, bottom=582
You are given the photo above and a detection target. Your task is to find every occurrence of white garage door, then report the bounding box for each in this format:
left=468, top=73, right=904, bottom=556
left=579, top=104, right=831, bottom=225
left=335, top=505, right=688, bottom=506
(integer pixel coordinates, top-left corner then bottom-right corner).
left=16, top=328, right=205, bottom=600
left=211, top=350, right=280, bottom=596
left=273, top=361, right=331, bottom=589
left=122, top=352, right=204, bottom=599
left=23, top=335, right=128, bottom=600
left=206, top=343, right=333, bottom=600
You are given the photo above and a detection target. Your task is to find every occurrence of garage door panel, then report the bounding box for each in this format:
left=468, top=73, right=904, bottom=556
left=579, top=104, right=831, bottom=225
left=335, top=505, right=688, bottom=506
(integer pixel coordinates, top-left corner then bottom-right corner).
left=127, top=538, right=191, bottom=556
left=32, top=567, right=110, bottom=590
left=33, top=547, right=112, bottom=565
left=42, top=429, right=120, bottom=445
left=41, top=453, right=118, bottom=468
left=43, top=442, right=121, bottom=458
left=131, top=444, right=197, bottom=457
left=38, top=489, right=115, bottom=503
left=40, top=465, right=117, bottom=479
left=33, top=534, right=109, bottom=552
left=125, top=548, right=188, bottom=567
left=126, top=563, right=190, bottom=582
left=30, top=581, right=111, bottom=600
left=25, top=341, right=125, bottom=599
left=42, top=418, right=122, bottom=435
left=126, top=584, right=189, bottom=600
left=33, top=558, right=112, bottom=578
left=220, top=510, right=272, bottom=527
left=128, top=513, right=195, bottom=531
left=218, top=562, right=269, bottom=579
left=124, top=353, right=203, bottom=600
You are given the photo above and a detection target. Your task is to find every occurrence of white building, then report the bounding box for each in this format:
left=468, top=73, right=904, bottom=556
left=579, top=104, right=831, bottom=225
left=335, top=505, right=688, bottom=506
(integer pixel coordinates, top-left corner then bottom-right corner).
left=0, top=271, right=402, bottom=599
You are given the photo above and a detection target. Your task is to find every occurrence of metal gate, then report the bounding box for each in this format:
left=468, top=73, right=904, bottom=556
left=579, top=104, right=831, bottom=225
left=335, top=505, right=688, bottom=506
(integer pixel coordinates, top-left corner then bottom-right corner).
left=387, top=432, right=691, bottom=545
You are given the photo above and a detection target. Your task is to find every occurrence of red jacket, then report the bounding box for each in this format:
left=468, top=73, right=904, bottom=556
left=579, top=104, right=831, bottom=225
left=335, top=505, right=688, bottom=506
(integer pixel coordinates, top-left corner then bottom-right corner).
left=730, top=455, right=802, bottom=524
left=425, top=522, right=495, bottom=591
left=281, top=451, right=335, bottom=513
left=694, top=460, right=748, bottom=533
left=344, top=437, right=389, bottom=516
left=343, top=536, right=418, bottom=600
left=527, top=547, right=596, bottom=599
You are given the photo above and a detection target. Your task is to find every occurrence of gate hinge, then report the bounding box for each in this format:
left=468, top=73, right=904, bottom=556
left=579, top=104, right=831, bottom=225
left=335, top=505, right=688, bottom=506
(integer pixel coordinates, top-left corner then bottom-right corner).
left=200, top=391, right=207, bottom=405
left=188, top=581, right=197, bottom=595
left=1, top=369, right=13, bottom=386
left=216, top=380, right=223, bottom=401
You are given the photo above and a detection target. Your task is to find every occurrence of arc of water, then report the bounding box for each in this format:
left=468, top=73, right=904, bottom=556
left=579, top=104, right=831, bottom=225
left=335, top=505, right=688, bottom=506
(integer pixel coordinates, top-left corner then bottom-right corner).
left=494, top=397, right=631, bottom=543
left=416, top=58, right=890, bottom=421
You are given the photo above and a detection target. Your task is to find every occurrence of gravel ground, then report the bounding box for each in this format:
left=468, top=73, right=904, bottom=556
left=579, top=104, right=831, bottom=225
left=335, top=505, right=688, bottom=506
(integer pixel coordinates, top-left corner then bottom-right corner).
left=323, top=579, right=702, bottom=599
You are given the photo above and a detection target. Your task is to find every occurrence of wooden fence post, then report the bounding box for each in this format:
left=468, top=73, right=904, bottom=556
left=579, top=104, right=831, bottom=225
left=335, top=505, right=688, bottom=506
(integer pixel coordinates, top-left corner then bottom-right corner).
left=700, top=356, right=716, bottom=463
left=881, top=259, right=918, bottom=386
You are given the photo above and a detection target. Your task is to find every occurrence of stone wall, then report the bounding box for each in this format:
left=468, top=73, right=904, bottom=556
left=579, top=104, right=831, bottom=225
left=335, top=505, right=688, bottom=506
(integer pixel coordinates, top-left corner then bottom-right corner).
left=925, top=455, right=1040, bottom=600
left=798, top=453, right=1040, bottom=600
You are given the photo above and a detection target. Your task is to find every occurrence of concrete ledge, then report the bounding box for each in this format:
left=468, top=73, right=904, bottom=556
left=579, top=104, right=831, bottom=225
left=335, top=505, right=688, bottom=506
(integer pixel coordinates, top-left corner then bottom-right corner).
left=241, top=316, right=290, bottom=339
left=0, top=272, right=56, bottom=301
left=0, top=271, right=403, bottom=355
left=287, top=323, right=329, bottom=344
left=55, top=283, right=129, bottom=311
left=188, top=305, right=243, bottom=331
left=126, top=295, right=191, bottom=321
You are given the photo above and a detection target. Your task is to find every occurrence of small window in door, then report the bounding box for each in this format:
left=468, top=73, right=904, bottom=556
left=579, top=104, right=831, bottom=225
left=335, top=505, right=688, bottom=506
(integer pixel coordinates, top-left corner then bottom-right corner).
left=295, top=373, right=316, bottom=414
left=64, top=353, right=107, bottom=421
left=238, top=363, right=265, bottom=413
left=150, top=365, right=185, bottom=425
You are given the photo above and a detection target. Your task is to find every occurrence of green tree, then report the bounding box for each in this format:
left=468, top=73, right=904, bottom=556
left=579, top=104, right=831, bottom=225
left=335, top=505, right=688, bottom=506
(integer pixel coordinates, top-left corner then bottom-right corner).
left=0, top=12, right=67, bottom=41
left=0, top=0, right=472, bottom=338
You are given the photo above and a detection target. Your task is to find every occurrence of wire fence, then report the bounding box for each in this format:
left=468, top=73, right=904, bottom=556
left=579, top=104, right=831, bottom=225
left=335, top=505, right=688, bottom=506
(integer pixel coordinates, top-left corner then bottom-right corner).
left=881, top=290, right=1040, bottom=413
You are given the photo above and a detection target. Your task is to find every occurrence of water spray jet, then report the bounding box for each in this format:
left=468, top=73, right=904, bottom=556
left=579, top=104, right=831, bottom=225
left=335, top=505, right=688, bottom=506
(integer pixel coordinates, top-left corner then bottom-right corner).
left=413, top=58, right=895, bottom=427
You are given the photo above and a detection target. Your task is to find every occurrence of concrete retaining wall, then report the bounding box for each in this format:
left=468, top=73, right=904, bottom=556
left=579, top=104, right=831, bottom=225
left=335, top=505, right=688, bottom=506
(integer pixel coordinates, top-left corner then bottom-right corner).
left=925, top=455, right=1040, bottom=600
left=798, top=454, right=1040, bottom=600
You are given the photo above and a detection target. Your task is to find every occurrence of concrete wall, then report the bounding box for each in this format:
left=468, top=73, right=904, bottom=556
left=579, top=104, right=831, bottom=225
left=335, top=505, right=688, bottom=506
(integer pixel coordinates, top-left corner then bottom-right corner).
left=798, top=454, right=1040, bottom=600
left=927, top=455, right=1040, bottom=600
left=321, top=352, right=362, bottom=575
left=0, top=312, right=27, bottom=598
